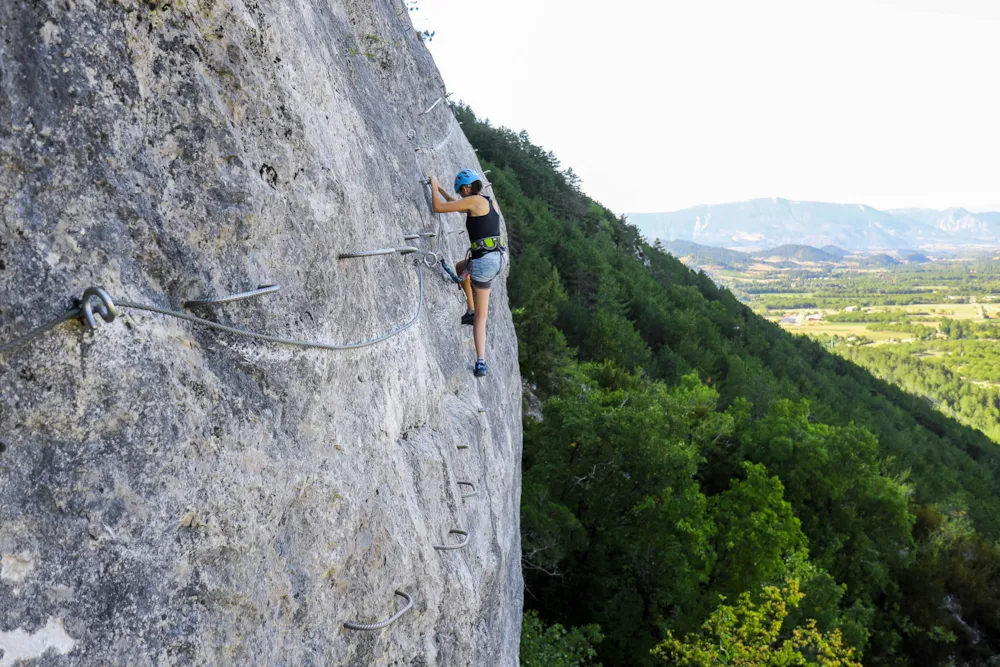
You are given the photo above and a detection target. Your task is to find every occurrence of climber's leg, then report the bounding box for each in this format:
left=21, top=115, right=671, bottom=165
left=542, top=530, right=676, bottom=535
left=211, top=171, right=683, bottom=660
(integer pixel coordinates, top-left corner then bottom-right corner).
left=456, top=259, right=475, bottom=323
left=472, top=285, right=491, bottom=361
left=467, top=251, right=504, bottom=377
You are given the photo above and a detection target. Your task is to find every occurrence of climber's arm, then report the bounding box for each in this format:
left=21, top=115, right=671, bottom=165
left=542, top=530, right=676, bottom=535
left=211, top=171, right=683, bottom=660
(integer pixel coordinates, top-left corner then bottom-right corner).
left=429, top=176, right=475, bottom=213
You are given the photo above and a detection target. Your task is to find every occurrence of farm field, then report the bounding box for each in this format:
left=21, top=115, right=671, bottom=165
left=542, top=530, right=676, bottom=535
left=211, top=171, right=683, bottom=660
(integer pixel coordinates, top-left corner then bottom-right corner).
left=680, top=249, right=1000, bottom=443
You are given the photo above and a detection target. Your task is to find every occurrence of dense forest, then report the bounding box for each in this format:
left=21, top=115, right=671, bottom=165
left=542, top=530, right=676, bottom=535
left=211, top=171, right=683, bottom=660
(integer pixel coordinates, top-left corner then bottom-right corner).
left=842, top=344, right=1000, bottom=443
left=453, top=105, right=1000, bottom=666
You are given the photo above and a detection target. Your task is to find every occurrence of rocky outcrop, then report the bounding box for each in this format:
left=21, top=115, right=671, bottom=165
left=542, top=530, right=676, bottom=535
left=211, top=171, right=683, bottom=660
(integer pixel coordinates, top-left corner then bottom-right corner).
left=0, top=1, right=522, bottom=665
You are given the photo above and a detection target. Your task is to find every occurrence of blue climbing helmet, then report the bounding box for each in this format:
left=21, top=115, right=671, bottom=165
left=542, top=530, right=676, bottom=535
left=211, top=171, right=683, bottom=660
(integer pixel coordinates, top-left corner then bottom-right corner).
left=454, top=169, right=482, bottom=193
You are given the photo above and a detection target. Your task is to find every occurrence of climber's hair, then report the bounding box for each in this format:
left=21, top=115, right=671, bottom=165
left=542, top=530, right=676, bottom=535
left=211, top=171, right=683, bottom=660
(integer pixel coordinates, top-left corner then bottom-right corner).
left=463, top=180, right=483, bottom=196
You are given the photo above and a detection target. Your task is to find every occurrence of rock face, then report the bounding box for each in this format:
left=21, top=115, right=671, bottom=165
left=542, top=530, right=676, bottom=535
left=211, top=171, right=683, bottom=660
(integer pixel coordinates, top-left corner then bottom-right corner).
left=0, top=1, right=522, bottom=665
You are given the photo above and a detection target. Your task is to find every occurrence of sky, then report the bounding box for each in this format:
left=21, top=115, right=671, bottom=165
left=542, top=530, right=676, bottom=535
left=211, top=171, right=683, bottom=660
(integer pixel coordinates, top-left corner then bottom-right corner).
left=411, top=0, right=1000, bottom=214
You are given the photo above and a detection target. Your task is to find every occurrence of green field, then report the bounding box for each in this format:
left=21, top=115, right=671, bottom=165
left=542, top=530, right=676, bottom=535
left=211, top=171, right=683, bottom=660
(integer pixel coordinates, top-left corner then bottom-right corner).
left=697, top=253, right=1000, bottom=444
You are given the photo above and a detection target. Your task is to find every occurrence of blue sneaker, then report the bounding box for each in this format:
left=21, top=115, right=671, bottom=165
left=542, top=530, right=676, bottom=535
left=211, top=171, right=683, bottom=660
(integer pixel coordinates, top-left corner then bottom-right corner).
left=474, top=360, right=489, bottom=377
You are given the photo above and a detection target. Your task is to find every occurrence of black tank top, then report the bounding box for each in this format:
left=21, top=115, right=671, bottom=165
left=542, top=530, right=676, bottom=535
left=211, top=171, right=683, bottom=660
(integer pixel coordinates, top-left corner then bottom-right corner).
left=465, top=196, right=501, bottom=246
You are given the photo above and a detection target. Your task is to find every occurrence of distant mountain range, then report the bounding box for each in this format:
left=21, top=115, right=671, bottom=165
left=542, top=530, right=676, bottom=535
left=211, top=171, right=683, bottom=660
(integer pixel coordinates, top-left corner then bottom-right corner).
left=664, top=241, right=846, bottom=267
left=628, top=198, right=1000, bottom=251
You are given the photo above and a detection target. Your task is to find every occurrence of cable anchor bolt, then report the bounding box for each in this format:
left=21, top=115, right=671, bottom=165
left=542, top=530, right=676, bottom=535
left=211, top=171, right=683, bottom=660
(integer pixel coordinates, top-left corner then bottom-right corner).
left=77, top=287, right=117, bottom=329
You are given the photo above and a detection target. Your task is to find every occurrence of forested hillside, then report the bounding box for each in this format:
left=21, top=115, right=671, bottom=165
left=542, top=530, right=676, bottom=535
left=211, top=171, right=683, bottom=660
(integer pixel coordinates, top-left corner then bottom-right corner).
left=455, top=105, right=1000, bottom=666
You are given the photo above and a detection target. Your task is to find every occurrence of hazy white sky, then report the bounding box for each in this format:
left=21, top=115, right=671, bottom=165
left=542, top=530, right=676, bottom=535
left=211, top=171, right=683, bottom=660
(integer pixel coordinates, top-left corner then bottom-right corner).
left=412, top=0, right=1000, bottom=213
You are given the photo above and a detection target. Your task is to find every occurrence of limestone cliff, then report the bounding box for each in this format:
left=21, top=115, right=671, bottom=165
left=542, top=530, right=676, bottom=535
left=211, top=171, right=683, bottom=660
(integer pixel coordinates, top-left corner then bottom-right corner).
left=0, top=1, right=522, bottom=665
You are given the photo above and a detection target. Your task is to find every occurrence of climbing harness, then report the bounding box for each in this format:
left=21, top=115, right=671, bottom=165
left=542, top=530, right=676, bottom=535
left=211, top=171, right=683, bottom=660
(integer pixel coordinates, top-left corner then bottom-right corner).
left=469, top=236, right=504, bottom=252
left=432, top=529, right=469, bottom=551
left=343, top=590, right=413, bottom=631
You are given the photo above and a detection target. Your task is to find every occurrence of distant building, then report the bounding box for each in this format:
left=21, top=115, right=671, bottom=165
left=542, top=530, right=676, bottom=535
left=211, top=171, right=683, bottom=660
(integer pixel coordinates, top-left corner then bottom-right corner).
left=844, top=306, right=858, bottom=313
left=806, top=313, right=825, bottom=322
left=780, top=316, right=799, bottom=325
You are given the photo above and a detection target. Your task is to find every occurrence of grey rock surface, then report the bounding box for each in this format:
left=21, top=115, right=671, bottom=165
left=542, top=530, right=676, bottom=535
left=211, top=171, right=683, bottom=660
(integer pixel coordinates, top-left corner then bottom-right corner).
left=0, top=1, right=522, bottom=665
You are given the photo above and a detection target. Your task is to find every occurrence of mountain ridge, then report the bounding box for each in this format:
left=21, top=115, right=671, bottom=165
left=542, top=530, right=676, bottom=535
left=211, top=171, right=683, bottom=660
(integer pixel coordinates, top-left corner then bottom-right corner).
left=629, top=198, right=1000, bottom=251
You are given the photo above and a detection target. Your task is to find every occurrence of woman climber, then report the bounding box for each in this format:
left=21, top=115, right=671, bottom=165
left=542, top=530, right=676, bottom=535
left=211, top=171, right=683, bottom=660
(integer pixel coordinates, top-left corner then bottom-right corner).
left=428, top=169, right=508, bottom=378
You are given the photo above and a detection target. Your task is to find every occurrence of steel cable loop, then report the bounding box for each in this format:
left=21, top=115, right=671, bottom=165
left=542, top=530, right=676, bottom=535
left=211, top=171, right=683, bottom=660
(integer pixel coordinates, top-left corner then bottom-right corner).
left=1, top=265, right=424, bottom=356
left=433, top=530, right=470, bottom=551
left=343, top=590, right=413, bottom=631
left=422, top=251, right=443, bottom=268
left=117, top=265, right=423, bottom=351
left=182, top=284, right=281, bottom=309
left=457, top=482, right=477, bottom=498
left=81, top=286, right=117, bottom=328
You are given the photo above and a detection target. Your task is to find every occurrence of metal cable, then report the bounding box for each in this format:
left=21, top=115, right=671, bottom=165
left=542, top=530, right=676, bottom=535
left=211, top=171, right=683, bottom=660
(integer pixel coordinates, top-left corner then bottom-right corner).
left=457, top=482, right=477, bottom=498
left=118, top=266, right=422, bottom=351
left=433, top=530, right=470, bottom=551
left=1, top=266, right=424, bottom=356
left=0, top=286, right=117, bottom=356
left=409, top=119, right=457, bottom=153
left=182, top=284, right=281, bottom=308
left=0, top=309, right=82, bottom=356
left=343, top=590, right=413, bottom=631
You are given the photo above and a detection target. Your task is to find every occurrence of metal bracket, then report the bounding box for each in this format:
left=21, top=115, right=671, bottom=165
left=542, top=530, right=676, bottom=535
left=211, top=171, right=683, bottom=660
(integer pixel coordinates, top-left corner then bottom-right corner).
left=80, top=287, right=117, bottom=329
left=343, top=590, right=413, bottom=631
left=433, top=529, right=469, bottom=551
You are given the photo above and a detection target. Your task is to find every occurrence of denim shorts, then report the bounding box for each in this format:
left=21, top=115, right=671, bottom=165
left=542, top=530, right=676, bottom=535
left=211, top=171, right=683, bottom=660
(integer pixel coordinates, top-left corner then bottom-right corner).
left=468, top=250, right=508, bottom=289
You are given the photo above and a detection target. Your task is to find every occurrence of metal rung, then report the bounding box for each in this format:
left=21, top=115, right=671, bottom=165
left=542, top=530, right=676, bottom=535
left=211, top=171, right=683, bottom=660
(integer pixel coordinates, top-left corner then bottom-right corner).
left=338, top=246, right=419, bottom=259
left=421, top=96, right=443, bottom=115
left=433, top=529, right=469, bottom=551
left=343, top=590, right=413, bottom=631
left=182, top=284, right=281, bottom=308
left=457, top=481, right=477, bottom=498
